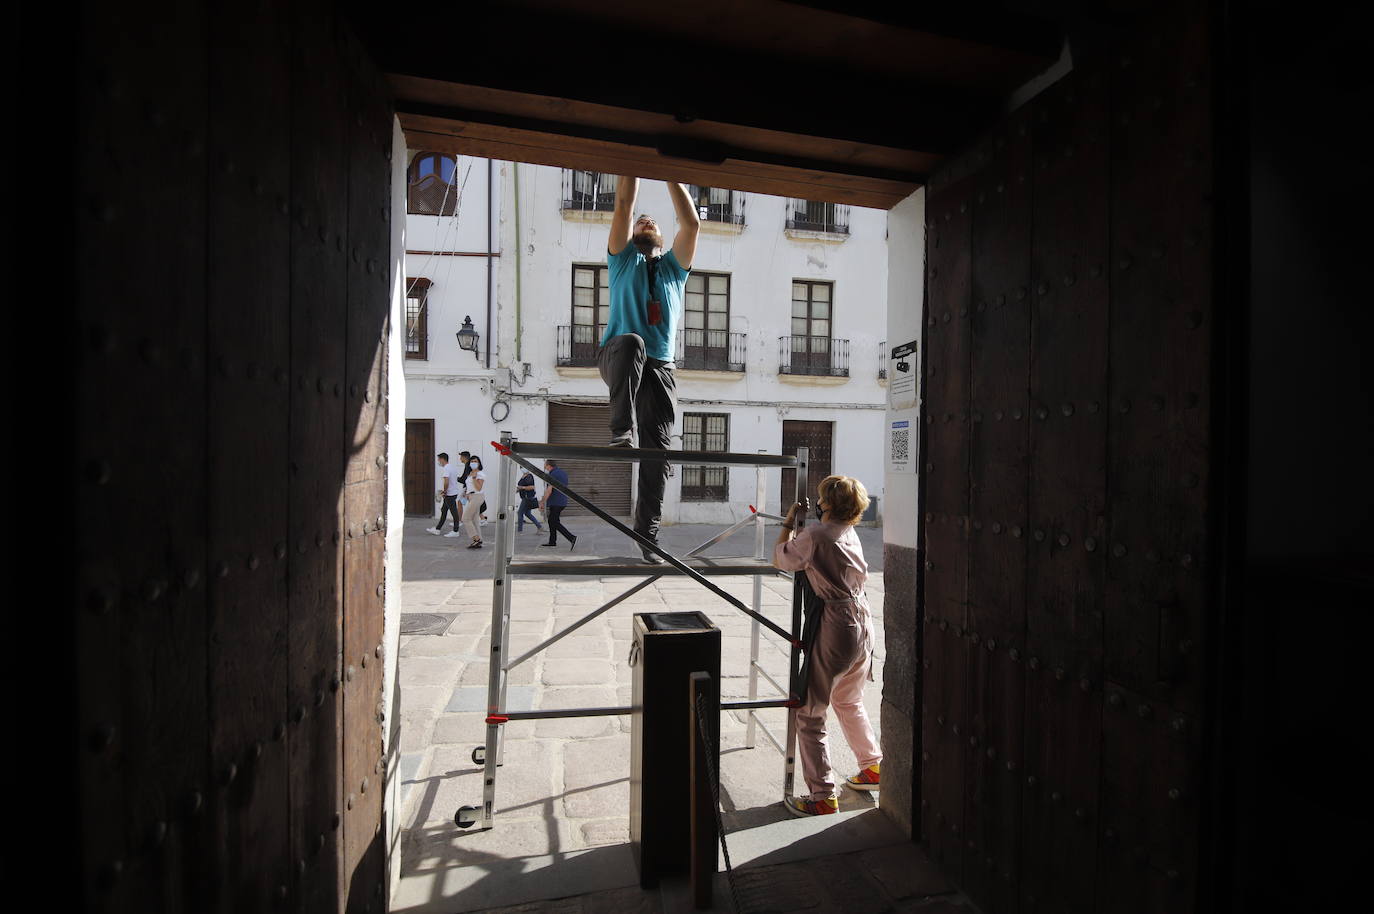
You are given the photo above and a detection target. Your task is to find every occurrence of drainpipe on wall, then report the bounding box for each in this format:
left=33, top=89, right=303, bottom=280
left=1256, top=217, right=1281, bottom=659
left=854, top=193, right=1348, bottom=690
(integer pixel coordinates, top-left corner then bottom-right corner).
left=486, top=158, right=493, bottom=369
left=513, top=161, right=523, bottom=362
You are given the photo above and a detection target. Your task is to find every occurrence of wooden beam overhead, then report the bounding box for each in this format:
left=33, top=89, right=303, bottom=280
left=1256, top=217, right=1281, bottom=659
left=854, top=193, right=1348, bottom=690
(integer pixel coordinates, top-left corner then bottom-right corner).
left=398, top=111, right=920, bottom=210
left=348, top=0, right=1066, bottom=208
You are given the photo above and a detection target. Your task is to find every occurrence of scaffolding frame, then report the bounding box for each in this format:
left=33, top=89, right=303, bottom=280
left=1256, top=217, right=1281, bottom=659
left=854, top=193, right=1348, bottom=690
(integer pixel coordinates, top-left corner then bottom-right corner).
left=454, top=433, right=809, bottom=830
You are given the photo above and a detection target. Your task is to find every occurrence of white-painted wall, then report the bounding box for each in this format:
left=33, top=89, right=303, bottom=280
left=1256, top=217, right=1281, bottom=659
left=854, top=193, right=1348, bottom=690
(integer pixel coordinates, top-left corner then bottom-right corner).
left=883, top=190, right=925, bottom=551
left=403, top=155, right=890, bottom=524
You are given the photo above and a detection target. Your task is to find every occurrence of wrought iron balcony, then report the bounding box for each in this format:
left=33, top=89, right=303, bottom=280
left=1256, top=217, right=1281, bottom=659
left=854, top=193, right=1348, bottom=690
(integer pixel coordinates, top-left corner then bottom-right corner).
left=556, top=325, right=601, bottom=367
left=687, top=185, right=746, bottom=226
left=675, top=329, right=746, bottom=372
left=778, top=336, right=850, bottom=378
left=561, top=170, right=616, bottom=213
left=879, top=340, right=888, bottom=379
left=785, top=200, right=850, bottom=235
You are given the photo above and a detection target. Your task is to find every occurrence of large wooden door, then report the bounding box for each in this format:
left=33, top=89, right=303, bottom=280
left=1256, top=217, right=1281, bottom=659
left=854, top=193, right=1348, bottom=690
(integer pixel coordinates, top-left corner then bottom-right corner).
left=405, top=420, right=435, bottom=515
left=547, top=402, right=632, bottom=515
left=781, top=419, right=833, bottom=508
left=918, top=11, right=1213, bottom=913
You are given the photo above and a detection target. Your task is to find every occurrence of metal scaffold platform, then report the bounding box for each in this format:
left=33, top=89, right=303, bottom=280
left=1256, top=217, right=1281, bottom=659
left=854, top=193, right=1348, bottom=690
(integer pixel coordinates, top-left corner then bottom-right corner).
left=453, top=432, right=811, bottom=830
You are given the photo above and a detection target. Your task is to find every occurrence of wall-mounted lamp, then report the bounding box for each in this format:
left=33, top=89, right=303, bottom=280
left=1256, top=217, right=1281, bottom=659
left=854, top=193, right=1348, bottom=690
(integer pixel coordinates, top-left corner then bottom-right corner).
left=456, top=316, right=481, bottom=362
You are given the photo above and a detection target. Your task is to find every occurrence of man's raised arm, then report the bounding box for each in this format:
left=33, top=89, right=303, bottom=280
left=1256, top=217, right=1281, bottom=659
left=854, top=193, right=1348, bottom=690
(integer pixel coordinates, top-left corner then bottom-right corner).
left=608, top=175, right=638, bottom=255
left=666, top=182, right=700, bottom=269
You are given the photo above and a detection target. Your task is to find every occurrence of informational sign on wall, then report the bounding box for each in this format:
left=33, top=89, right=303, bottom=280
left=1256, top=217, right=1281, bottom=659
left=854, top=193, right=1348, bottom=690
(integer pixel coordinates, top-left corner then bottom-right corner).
left=888, top=340, right=918, bottom=411
left=889, top=417, right=915, bottom=475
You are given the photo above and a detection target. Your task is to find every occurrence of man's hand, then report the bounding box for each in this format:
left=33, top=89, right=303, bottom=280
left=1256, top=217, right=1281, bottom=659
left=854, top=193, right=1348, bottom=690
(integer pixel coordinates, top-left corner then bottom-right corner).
left=608, top=175, right=639, bottom=255
left=666, top=182, right=700, bottom=269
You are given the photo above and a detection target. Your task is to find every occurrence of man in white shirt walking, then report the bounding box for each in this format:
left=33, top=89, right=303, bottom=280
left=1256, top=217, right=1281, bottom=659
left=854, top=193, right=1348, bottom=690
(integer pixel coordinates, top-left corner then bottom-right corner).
left=431, top=453, right=464, bottom=537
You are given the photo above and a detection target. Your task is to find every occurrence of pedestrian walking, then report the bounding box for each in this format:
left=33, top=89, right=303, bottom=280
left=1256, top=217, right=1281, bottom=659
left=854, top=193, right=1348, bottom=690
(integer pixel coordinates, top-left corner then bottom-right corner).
left=430, top=453, right=464, bottom=537
left=772, top=474, right=882, bottom=816
left=538, top=459, right=577, bottom=550
left=598, top=175, right=699, bottom=564
left=461, top=456, right=487, bottom=549
left=458, top=450, right=489, bottom=526
left=516, top=469, right=543, bottom=534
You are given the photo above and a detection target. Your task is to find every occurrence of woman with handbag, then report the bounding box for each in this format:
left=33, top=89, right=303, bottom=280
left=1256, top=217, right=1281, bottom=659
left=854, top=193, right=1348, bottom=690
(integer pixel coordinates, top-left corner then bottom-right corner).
left=461, top=456, right=487, bottom=548
left=773, top=474, right=881, bottom=816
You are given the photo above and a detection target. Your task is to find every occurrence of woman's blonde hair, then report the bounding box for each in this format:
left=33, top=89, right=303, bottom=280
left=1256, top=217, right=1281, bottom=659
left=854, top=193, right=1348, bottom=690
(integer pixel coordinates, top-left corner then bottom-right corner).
left=817, top=475, right=869, bottom=525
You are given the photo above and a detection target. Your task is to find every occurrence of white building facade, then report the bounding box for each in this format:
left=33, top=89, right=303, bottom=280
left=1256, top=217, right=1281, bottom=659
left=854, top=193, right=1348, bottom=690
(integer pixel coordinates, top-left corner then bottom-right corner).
left=400, top=153, right=890, bottom=526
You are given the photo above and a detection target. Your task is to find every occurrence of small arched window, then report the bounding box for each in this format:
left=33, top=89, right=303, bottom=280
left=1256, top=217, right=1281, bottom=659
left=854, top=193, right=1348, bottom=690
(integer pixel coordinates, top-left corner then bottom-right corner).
left=408, top=152, right=459, bottom=216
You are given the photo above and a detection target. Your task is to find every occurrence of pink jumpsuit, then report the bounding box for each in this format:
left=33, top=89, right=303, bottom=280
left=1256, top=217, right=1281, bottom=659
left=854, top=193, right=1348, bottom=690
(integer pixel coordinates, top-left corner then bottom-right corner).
left=774, top=520, right=882, bottom=800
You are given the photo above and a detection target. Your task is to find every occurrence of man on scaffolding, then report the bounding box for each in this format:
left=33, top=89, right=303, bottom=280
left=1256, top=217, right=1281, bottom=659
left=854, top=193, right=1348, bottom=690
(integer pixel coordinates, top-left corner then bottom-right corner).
left=600, top=176, right=700, bottom=564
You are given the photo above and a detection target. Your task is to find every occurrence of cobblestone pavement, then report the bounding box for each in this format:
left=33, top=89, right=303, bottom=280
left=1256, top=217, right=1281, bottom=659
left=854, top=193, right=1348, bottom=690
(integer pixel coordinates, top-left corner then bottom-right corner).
left=396, top=513, right=899, bottom=909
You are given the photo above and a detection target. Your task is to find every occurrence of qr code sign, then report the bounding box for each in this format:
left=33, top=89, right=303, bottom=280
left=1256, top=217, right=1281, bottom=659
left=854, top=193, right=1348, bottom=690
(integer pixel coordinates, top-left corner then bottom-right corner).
left=891, top=428, right=910, bottom=463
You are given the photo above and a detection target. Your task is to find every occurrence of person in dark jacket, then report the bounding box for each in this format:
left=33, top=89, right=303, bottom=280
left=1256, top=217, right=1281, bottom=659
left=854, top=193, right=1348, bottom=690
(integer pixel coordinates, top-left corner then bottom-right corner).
left=538, top=460, right=577, bottom=550
left=516, top=470, right=543, bottom=533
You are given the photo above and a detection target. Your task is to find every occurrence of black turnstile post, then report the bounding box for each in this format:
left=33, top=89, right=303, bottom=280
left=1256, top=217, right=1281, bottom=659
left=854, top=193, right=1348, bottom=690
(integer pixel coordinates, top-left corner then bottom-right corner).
left=630, top=612, right=721, bottom=889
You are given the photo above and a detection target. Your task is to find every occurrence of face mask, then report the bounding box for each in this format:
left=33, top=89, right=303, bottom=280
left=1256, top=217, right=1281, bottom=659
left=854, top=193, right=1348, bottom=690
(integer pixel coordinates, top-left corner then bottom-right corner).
left=815, top=502, right=826, bottom=521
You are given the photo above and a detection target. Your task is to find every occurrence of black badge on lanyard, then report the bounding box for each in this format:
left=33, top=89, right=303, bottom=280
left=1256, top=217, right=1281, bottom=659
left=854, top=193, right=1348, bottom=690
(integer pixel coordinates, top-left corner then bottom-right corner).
left=645, top=255, right=663, bottom=326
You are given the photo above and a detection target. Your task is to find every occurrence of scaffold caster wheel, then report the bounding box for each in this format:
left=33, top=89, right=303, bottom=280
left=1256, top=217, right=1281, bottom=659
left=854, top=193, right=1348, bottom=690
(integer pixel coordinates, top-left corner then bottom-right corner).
left=454, top=806, right=480, bottom=829
left=471, top=746, right=485, bottom=766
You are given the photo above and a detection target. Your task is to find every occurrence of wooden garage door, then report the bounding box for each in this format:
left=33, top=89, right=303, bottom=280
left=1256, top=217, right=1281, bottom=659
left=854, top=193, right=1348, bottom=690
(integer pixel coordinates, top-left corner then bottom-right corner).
left=547, top=402, right=632, bottom=516
left=404, top=419, right=435, bottom=515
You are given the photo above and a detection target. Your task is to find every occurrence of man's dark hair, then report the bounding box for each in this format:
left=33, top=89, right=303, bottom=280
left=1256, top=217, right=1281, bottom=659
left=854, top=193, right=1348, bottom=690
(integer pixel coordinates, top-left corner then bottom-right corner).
left=437, top=452, right=449, bottom=461
left=545, top=459, right=558, bottom=469
left=460, top=450, right=471, bottom=459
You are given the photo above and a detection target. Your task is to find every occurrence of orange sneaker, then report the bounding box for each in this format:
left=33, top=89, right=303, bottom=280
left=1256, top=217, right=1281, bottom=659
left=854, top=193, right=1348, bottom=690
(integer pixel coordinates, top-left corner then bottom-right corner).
left=845, top=764, right=880, bottom=792
left=785, top=795, right=838, bottom=817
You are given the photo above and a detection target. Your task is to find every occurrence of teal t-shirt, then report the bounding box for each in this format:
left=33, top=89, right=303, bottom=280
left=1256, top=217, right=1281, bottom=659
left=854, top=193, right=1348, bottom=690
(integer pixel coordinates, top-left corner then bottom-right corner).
left=601, top=245, right=690, bottom=362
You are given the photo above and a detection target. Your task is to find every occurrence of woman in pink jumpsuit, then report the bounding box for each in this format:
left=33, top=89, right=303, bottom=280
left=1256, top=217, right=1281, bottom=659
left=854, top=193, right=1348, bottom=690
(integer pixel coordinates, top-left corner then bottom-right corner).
left=773, top=474, right=882, bottom=816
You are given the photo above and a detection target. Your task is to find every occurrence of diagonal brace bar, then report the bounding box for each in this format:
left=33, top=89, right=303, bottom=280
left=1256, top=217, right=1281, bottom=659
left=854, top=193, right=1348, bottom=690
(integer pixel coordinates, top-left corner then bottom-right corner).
left=506, top=508, right=763, bottom=670
left=493, top=442, right=796, bottom=645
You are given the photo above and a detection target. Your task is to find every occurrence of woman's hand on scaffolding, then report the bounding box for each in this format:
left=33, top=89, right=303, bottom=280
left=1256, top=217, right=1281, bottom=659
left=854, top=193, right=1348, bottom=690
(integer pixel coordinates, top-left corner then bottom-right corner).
left=777, top=498, right=809, bottom=545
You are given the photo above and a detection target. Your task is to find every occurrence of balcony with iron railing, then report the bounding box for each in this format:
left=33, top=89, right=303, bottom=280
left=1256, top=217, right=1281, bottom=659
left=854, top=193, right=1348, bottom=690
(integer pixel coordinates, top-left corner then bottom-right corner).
left=556, top=325, right=602, bottom=367
left=561, top=170, right=617, bottom=214
left=785, top=200, right=850, bottom=236
left=558, top=325, right=747, bottom=373
left=687, top=186, right=746, bottom=227
left=675, top=329, right=746, bottom=372
left=778, top=336, right=850, bottom=378
left=879, top=340, right=888, bottom=380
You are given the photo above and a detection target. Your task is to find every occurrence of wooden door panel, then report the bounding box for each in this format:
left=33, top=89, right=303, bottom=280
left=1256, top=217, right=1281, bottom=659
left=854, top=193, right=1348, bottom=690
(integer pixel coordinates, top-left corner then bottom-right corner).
left=340, top=38, right=393, bottom=910
left=781, top=420, right=833, bottom=507
left=963, top=643, right=1025, bottom=913
left=204, top=0, right=294, bottom=906
left=1098, top=682, right=1200, bottom=914
left=404, top=420, right=435, bottom=516
left=76, top=1, right=213, bottom=907
left=1104, top=15, right=1213, bottom=715
left=288, top=1, right=351, bottom=906
left=918, top=9, right=1213, bottom=912
left=920, top=176, right=973, bottom=882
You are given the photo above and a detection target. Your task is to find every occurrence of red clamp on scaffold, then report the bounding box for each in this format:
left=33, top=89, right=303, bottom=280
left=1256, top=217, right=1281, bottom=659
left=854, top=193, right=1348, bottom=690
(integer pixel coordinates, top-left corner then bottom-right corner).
left=784, top=696, right=803, bottom=709
left=749, top=505, right=757, bottom=513
left=490, top=441, right=512, bottom=456
left=485, top=714, right=509, bottom=725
